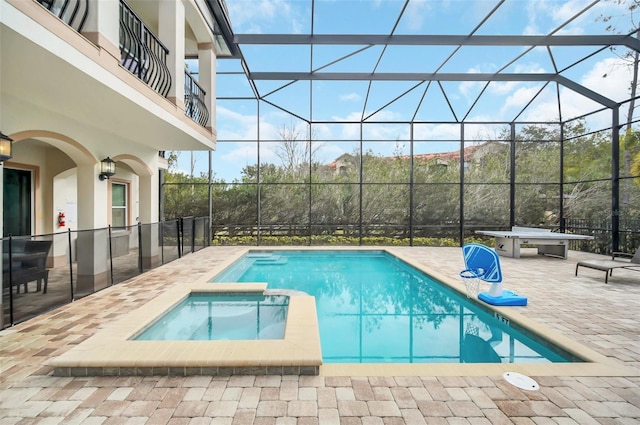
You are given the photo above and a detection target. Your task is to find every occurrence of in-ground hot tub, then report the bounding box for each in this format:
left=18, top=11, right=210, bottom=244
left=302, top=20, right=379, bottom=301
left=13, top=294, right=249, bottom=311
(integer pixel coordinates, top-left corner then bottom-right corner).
left=135, top=292, right=289, bottom=341
left=48, top=283, right=322, bottom=376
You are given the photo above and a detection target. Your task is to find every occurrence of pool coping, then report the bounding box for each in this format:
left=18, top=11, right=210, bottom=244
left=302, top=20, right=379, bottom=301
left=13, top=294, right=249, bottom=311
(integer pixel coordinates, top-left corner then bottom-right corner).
left=206, top=246, right=638, bottom=377
left=48, top=246, right=640, bottom=377
left=47, top=282, right=323, bottom=376
left=327, top=247, right=637, bottom=377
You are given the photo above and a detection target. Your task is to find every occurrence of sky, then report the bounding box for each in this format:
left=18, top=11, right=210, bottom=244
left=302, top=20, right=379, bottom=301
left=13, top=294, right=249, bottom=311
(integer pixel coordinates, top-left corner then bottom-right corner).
left=175, top=0, right=638, bottom=182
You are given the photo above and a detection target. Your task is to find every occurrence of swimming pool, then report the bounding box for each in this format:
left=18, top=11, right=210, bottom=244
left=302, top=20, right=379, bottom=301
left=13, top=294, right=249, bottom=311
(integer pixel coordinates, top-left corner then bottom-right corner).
left=212, top=250, right=576, bottom=364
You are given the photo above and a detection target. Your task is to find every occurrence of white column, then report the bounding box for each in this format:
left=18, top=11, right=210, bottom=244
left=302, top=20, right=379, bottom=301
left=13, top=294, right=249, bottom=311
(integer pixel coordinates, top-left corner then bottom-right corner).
left=198, top=43, right=216, bottom=131
left=138, top=173, right=158, bottom=224
left=76, top=164, right=109, bottom=230
left=82, top=0, right=120, bottom=60
left=75, top=163, right=110, bottom=292
left=159, top=0, right=185, bottom=108
left=139, top=166, right=160, bottom=268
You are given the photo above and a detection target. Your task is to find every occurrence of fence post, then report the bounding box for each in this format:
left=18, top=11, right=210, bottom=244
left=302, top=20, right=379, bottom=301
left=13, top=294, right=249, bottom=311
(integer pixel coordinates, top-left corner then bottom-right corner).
left=160, top=220, right=165, bottom=265
left=192, top=218, right=196, bottom=253
left=138, top=222, right=143, bottom=273
left=177, top=218, right=182, bottom=258
left=68, top=228, right=74, bottom=302
left=108, top=225, right=114, bottom=286
left=7, top=235, right=14, bottom=326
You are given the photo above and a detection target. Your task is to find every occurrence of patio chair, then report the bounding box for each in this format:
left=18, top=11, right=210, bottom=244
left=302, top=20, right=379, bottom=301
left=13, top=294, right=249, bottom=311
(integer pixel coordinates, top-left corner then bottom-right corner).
left=575, top=247, right=640, bottom=283
left=2, top=239, right=52, bottom=294
left=461, top=243, right=527, bottom=306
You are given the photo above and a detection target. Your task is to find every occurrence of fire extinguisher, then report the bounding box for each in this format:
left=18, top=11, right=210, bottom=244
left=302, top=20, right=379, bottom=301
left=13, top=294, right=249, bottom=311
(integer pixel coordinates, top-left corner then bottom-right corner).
left=58, top=212, right=66, bottom=228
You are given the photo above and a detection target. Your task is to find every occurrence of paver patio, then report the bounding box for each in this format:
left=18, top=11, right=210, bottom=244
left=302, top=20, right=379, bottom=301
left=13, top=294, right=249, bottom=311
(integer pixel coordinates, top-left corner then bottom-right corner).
left=1, top=246, right=640, bottom=424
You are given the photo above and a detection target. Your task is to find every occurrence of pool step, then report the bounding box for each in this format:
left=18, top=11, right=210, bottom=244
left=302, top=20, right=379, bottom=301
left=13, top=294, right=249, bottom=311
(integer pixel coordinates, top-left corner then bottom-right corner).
left=251, top=255, right=288, bottom=265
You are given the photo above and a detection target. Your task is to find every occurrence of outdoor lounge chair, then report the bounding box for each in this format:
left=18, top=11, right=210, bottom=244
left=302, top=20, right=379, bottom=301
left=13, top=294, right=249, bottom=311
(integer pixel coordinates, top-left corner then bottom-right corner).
left=575, top=248, right=640, bottom=283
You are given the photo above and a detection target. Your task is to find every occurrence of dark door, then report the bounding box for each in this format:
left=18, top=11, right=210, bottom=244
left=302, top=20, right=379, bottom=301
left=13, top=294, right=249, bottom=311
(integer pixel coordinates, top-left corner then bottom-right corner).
left=3, top=168, right=32, bottom=237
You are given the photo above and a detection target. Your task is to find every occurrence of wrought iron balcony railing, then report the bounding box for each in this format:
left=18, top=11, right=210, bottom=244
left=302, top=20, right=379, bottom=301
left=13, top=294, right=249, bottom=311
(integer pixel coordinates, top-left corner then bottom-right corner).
left=36, top=0, right=88, bottom=32
left=119, top=0, right=171, bottom=97
left=184, top=71, right=209, bottom=127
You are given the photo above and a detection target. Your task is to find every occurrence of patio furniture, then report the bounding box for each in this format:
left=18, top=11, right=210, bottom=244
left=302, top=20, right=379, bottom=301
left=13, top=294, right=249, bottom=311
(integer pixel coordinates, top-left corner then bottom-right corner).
left=2, top=240, right=53, bottom=294
left=475, top=226, right=594, bottom=259
left=575, top=248, right=640, bottom=284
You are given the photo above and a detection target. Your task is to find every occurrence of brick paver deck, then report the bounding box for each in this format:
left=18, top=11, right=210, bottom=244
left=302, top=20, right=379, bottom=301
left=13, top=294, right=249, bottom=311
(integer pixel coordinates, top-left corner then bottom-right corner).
left=1, top=246, right=640, bottom=424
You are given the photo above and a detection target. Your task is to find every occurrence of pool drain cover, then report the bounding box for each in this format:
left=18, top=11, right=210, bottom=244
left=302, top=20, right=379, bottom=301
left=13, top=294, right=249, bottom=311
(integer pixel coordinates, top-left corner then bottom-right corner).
left=503, top=372, right=539, bottom=391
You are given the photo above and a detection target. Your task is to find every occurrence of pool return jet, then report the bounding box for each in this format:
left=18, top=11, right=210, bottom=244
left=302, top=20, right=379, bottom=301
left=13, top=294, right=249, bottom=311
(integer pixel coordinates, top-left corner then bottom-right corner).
left=460, top=243, right=527, bottom=306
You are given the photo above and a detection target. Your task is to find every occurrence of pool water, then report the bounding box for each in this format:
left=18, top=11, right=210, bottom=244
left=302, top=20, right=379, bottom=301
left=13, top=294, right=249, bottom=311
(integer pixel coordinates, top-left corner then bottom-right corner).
left=135, top=293, right=288, bottom=340
left=212, top=250, right=575, bottom=364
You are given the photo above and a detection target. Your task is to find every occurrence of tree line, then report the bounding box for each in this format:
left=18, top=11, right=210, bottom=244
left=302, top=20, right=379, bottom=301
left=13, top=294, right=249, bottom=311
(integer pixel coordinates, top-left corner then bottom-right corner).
left=161, top=121, right=640, bottom=243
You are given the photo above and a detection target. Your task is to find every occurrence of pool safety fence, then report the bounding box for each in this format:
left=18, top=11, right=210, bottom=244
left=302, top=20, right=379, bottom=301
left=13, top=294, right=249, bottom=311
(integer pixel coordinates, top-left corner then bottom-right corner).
left=1, top=216, right=210, bottom=329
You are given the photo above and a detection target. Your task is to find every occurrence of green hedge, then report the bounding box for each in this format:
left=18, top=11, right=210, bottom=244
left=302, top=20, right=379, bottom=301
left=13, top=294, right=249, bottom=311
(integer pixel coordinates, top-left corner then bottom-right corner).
left=211, top=235, right=488, bottom=246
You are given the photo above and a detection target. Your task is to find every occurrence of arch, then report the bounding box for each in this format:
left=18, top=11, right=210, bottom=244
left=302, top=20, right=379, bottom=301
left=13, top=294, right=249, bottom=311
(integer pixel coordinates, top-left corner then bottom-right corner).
left=111, top=154, right=153, bottom=177
left=10, top=130, right=97, bottom=165
left=184, top=0, right=215, bottom=44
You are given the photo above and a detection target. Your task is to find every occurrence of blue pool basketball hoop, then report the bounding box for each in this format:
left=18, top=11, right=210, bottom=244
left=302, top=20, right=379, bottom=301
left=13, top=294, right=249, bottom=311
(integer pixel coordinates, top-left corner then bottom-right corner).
left=459, top=268, right=484, bottom=298
left=461, top=243, right=527, bottom=306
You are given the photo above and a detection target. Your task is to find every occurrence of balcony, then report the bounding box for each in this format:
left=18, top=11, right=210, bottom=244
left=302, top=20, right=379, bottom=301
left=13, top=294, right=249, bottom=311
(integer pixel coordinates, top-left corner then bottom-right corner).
left=119, top=0, right=171, bottom=98
left=35, top=0, right=88, bottom=32
left=37, top=0, right=172, bottom=98
left=119, top=2, right=209, bottom=128
left=185, top=71, right=209, bottom=127
left=33, top=0, right=210, bottom=130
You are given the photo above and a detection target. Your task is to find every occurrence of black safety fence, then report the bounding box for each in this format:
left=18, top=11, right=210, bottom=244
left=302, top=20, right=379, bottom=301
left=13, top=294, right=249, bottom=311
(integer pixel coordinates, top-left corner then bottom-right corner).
left=211, top=220, right=639, bottom=253
left=565, top=218, right=640, bottom=256
left=1, top=217, right=210, bottom=329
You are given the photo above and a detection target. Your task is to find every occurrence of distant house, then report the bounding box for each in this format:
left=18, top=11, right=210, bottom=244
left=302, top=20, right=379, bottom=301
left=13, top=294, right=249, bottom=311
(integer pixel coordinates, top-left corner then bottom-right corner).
left=324, top=144, right=494, bottom=176
left=326, top=153, right=357, bottom=176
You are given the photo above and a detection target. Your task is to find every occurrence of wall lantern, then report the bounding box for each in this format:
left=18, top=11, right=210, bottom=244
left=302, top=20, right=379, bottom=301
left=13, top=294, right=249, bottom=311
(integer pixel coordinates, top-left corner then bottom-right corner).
left=98, top=157, right=116, bottom=180
left=0, top=132, right=13, bottom=163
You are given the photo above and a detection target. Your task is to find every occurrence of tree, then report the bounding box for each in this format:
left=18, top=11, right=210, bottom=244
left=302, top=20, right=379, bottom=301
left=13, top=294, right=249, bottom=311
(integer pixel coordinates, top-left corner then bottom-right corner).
left=600, top=0, right=640, bottom=217
left=273, top=122, right=322, bottom=179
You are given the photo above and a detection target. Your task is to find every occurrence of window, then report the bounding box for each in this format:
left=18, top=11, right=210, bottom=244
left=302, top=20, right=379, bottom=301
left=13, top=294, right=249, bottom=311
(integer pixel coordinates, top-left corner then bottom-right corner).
left=111, top=182, right=128, bottom=228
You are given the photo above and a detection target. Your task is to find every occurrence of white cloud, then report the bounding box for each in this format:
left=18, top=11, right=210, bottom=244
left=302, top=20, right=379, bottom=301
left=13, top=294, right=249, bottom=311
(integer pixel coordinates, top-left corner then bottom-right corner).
left=523, top=0, right=629, bottom=36
left=581, top=57, right=633, bottom=103
left=310, top=123, right=340, bottom=144
left=500, top=85, right=545, bottom=116
left=315, top=143, right=348, bottom=163
left=550, top=0, right=589, bottom=34
left=227, top=0, right=304, bottom=34
left=524, top=0, right=542, bottom=35
left=413, top=123, right=461, bottom=140
left=330, top=110, right=407, bottom=140
left=215, top=107, right=284, bottom=169
left=219, top=141, right=259, bottom=164
left=216, top=107, right=258, bottom=140
left=458, top=67, right=483, bottom=99
left=340, top=93, right=361, bottom=102
left=520, top=57, right=633, bottom=127
left=227, top=0, right=275, bottom=30
left=523, top=0, right=600, bottom=35
left=487, top=63, right=546, bottom=96
left=459, top=62, right=546, bottom=100
left=403, top=0, right=431, bottom=31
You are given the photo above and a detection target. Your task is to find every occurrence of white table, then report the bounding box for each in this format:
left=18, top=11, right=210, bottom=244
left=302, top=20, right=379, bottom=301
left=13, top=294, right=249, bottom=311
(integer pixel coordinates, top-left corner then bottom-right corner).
left=475, top=227, right=593, bottom=259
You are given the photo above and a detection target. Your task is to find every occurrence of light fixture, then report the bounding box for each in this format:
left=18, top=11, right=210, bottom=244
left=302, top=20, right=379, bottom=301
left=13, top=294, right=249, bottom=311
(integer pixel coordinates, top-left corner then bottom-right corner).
left=98, top=157, right=116, bottom=180
left=0, top=132, right=13, bottom=163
